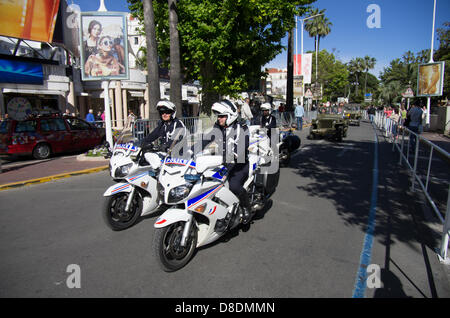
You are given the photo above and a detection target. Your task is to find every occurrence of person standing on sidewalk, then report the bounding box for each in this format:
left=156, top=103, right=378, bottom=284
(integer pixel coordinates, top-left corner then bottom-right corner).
left=407, top=104, right=423, bottom=150
left=240, top=98, right=253, bottom=126
left=86, top=109, right=95, bottom=123
left=294, top=103, right=305, bottom=131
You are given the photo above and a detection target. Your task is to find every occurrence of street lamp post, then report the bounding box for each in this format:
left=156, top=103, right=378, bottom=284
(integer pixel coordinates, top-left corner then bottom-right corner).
left=426, top=0, right=437, bottom=126
left=298, top=13, right=324, bottom=109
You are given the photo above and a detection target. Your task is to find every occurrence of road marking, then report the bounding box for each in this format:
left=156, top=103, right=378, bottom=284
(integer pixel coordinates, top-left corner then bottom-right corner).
left=352, top=125, right=379, bottom=298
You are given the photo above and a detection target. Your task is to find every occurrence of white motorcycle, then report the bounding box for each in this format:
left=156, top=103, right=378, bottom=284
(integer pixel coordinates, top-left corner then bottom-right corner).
left=102, top=129, right=166, bottom=231
left=151, top=125, right=280, bottom=271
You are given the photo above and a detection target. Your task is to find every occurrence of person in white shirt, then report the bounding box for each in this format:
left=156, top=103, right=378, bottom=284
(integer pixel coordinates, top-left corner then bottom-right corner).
left=240, top=98, right=253, bottom=126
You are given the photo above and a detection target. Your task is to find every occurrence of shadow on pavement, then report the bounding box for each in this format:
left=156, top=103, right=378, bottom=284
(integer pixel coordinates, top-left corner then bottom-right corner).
left=289, top=125, right=444, bottom=297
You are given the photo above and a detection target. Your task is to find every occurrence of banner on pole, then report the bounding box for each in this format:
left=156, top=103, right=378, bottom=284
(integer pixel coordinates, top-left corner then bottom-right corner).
left=302, top=53, right=312, bottom=84
left=293, top=53, right=312, bottom=84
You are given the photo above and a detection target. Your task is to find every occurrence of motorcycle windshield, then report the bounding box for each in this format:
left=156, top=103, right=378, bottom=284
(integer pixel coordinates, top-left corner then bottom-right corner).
left=113, top=127, right=142, bottom=153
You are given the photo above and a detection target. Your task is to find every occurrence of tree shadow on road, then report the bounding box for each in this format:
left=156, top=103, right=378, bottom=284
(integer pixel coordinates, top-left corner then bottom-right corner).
left=290, top=130, right=443, bottom=297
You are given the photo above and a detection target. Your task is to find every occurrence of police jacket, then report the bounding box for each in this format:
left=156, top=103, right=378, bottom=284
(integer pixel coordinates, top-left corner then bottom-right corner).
left=251, top=114, right=277, bottom=139
left=143, top=118, right=186, bottom=149
left=193, top=121, right=249, bottom=165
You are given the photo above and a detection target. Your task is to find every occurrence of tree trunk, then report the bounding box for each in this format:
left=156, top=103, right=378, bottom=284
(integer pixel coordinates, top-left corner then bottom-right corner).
left=364, top=70, right=368, bottom=98
left=199, top=60, right=219, bottom=118
left=168, top=0, right=182, bottom=117
left=143, top=0, right=160, bottom=119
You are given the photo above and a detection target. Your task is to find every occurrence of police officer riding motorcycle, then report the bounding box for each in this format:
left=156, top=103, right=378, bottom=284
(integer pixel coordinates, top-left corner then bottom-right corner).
left=142, top=100, right=187, bottom=153
left=193, top=100, right=253, bottom=224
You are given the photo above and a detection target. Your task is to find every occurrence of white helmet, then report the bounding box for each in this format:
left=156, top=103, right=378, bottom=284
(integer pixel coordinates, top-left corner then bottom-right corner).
left=212, top=99, right=238, bottom=126
left=156, top=100, right=176, bottom=118
left=260, top=103, right=272, bottom=112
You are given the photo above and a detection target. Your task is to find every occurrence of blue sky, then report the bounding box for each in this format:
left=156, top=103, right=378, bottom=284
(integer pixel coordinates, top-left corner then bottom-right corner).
left=73, top=0, right=450, bottom=78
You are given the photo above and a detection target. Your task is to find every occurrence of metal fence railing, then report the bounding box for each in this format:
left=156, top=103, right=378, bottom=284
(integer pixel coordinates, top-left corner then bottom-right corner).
left=372, top=111, right=450, bottom=265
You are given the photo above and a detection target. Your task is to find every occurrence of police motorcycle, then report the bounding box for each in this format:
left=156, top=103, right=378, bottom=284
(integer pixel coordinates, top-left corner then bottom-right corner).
left=102, top=127, right=167, bottom=231
left=151, top=119, right=280, bottom=272
left=279, top=128, right=301, bottom=166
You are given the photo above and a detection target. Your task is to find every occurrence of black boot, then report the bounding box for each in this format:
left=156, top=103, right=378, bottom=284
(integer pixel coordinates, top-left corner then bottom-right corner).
left=239, top=192, right=252, bottom=224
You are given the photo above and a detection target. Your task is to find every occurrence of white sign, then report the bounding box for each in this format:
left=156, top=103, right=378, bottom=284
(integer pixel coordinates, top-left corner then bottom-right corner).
left=302, top=53, right=312, bottom=84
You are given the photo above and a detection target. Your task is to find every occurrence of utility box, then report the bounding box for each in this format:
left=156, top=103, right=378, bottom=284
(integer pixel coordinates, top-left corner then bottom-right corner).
left=435, top=106, right=450, bottom=133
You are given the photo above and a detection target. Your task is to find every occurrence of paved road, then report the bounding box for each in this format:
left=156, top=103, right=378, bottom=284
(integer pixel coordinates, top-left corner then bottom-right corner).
left=0, top=120, right=449, bottom=299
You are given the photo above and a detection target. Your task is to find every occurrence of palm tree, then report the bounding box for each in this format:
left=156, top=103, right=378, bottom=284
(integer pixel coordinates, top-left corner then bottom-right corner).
left=363, top=55, right=376, bottom=98
left=305, top=9, right=332, bottom=82
left=168, top=0, right=182, bottom=117
left=143, top=0, right=160, bottom=118
left=348, top=57, right=365, bottom=96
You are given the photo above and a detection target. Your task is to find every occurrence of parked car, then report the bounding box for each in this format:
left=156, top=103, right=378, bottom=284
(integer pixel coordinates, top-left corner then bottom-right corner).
left=0, top=114, right=106, bottom=159
left=308, top=106, right=348, bottom=142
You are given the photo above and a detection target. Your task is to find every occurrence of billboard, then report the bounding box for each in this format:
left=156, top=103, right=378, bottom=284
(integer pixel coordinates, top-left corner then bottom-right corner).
left=417, top=61, right=445, bottom=97
left=0, top=58, right=44, bottom=85
left=79, top=11, right=129, bottom=81
left=0, top=0, right=60, bottom=43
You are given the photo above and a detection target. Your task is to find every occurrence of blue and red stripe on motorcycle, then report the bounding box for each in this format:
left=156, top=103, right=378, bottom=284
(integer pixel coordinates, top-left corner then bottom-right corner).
left=187, top=184, right=224, bottom=209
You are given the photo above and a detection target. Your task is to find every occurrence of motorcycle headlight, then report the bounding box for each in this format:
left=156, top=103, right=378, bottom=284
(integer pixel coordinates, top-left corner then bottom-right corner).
left=168, top=184, right=193, bottom=203
left=114, top=163, right=133, bottom=178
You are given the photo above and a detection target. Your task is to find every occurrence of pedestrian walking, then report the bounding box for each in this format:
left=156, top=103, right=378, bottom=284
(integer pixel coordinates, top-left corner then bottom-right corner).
left=294, top=103, right=305, bottom=131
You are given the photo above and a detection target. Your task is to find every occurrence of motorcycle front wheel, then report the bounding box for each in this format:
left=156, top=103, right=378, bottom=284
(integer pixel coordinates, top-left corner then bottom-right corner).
left=102, top=191, right=142, bottom=231
left=153, top=221, right=197, bottom=272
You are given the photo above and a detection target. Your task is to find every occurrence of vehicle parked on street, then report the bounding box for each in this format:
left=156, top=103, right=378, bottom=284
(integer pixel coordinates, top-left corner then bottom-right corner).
left=0, top=114, right=105, bottom=159
left=308, top=106, right=348, bottom=142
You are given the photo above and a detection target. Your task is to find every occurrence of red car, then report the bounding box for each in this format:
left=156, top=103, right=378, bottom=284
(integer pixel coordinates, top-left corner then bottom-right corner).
left=0, top=115, right=106, bottom=159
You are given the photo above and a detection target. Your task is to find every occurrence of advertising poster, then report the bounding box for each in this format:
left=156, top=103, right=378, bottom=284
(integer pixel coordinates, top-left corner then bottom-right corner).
left=0, top=0, right=60, bottom=43
left=79, top=11, right=129, bottom=81
left=293, top=76, right=303, bottom=98
left=417, top=61, right=445, bottom=97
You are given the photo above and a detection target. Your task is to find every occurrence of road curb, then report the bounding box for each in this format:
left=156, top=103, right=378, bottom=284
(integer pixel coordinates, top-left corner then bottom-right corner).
left=0, top=165, right=109, bottom=191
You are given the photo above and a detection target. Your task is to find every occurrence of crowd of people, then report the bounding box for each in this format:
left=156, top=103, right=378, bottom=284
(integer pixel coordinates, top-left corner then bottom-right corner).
left=367, top=103, right=426, bottom=149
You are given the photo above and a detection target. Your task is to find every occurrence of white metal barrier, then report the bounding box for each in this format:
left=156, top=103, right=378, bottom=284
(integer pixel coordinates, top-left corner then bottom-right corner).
left=373, top=111, right=450, bottom=264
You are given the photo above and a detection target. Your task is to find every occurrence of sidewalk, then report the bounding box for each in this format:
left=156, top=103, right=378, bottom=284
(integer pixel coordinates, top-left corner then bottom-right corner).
left=0, top=155, right=109, bottom=190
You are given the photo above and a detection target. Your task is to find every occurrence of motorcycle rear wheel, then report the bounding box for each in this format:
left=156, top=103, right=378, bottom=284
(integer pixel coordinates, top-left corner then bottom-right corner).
left=153, top=221, right=197, bottom=272
left=102, top=192, right=142, bottom=231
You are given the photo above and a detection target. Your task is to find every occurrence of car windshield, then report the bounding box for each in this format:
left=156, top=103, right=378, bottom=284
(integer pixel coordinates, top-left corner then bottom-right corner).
left=0, top=120, right=11, bottom=134
left=318, top=107, right=344, bottom=115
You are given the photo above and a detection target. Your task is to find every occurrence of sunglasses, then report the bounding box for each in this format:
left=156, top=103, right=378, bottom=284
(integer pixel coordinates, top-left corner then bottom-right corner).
left=101, top=40, right=113, bottom=46
left=159, top=110, right=174, bottom=115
